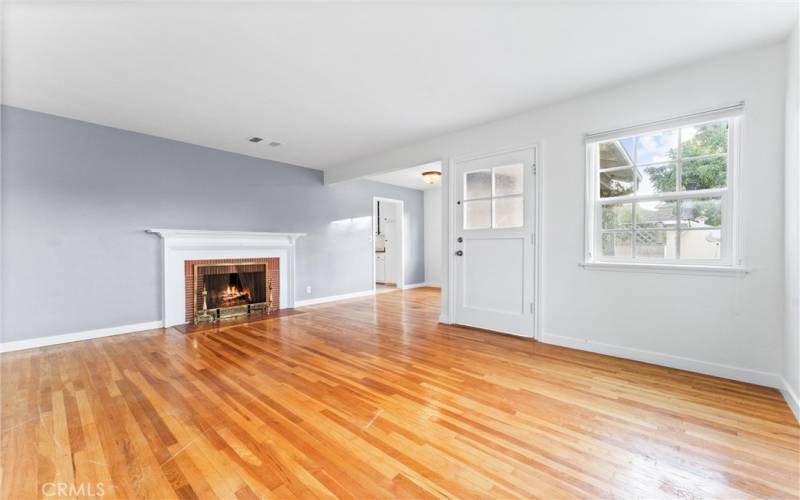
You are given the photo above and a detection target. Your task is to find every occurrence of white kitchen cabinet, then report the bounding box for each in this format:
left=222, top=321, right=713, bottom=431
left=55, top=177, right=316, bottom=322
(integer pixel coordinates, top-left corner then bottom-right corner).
left=375, top=253, right=386, bottom=283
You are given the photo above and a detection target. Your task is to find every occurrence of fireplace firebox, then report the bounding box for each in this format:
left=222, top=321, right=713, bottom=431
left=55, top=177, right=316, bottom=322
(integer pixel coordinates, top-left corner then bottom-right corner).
left=185, top=259, right=280, bottom=323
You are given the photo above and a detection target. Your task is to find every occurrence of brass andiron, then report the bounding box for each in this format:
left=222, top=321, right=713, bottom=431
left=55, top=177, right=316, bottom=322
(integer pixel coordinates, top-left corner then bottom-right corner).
left=195, top=286, right=212, bottom=324
left=267, top=278, right=274, bottom=313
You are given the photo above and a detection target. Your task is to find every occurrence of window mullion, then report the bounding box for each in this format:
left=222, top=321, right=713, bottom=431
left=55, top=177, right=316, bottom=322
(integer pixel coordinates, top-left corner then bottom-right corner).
left=632, top=134, right=639, bottom=260
left=676, top=199, right=682, bottom=259
left=679, top=152, right=727, bottom=162
left=676, top=127, right=682, bottom=260
left=490, top=167, right=496, bottom=228
left=593, top=149, right=600, bottom=260
left=631, top=202, right=637, bottom=259
left=600, top=187, right=727, bottom=204
left=676, top=126, right=682, bottom=193
left=492, top=193, right=523, bottom=200
left=596, top=199, right=602, bottom=259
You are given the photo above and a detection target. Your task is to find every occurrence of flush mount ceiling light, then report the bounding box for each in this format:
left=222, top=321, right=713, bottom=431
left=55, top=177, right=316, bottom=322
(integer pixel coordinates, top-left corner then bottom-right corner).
left=422, top=170, right=442, bottom=184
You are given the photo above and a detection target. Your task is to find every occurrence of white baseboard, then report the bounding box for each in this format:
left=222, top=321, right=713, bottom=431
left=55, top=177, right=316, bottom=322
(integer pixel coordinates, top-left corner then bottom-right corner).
left=296, top=284, right=434, bottom=305
left=438, top=314, right=452, bottom=324
left=295, top=289, right=375, bottom=307
left=781, top=377, right=800, bottom=423
left=0, top=320, right=165, bottom=353
left=539, top=332, right=782, bottom=389
left=403, top=282, right=431, bottom=289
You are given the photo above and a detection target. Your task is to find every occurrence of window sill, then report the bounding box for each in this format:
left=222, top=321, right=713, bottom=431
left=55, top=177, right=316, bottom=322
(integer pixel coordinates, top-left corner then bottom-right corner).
left=579, top=261, right=750, bottom=277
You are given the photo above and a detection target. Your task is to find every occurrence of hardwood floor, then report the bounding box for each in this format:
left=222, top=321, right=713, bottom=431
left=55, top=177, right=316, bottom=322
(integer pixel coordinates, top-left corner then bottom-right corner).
left=2, top=287, right=798, bottom=499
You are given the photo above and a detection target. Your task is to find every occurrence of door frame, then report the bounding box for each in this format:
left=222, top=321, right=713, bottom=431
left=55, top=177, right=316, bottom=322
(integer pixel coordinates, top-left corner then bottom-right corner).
left=372, top=196, right=405, bottom=291
left=445, top=144, right=543, bottom=340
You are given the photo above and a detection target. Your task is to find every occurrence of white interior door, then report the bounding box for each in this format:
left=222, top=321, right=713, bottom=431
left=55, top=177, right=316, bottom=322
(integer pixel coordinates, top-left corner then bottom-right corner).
left=453, top=148, right=536, bottom=337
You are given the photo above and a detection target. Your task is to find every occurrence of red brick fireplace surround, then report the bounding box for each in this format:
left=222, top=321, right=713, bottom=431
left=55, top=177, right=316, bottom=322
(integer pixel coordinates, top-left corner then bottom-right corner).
left=184, top=257, right=280, bottom=323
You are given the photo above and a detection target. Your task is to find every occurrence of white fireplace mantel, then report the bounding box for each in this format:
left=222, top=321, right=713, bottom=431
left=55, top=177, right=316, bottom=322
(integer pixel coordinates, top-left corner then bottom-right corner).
left=146, top=229, right=306, bottom=327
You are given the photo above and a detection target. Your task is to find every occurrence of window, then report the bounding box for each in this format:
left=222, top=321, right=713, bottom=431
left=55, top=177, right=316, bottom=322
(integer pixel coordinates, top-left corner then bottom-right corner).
left=585, top=108, right=742, bottom=268
left=463, top=163, right=524, bottom=229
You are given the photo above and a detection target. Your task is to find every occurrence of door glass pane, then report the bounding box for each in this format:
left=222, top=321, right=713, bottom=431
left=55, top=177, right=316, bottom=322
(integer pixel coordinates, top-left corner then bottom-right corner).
left=681, top=156, right=727, bottom=191
left=680, top=197, right=722, bottom=228
left=681, top=120, right=728, bottom=157
left=464, top=170, right=491, bottom=199
left=638, top=163, right=676, bottom=195
left=464, top=200, right=490, bottom=229
left=493, top=196, right=523, bottom=228
left=601, top=232, right=632, bottom=257
left=636, top=129, right=678, bottom=164
left=635, top=230, right=677, bottom=259
left=601, top=203, right=632, bottom=230
left=600, top=168, right=635, bottom=198
left=493, top=164, right=524, bottom=196
left=679, top=229, right=722, bottom=260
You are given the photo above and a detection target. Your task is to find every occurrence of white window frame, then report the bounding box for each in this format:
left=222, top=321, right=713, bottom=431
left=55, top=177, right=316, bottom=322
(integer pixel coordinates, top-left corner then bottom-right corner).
left=583, top=104, right=748, bottom=275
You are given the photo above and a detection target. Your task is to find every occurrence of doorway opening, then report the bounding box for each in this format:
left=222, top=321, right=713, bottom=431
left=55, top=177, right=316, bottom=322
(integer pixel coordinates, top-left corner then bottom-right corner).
left=373, top=197, right=405, bottom=292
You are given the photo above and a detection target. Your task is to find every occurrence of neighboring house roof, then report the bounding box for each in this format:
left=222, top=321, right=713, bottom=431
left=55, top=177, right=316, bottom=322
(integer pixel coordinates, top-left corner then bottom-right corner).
left=599, top=140, right=641, bottom=195
left=599, top=140, right=633, bottom=168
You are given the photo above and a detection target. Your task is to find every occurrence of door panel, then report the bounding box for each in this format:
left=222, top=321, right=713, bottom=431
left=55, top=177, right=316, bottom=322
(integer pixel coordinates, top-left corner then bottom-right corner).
left=463, top=237, right=524, bottom=314
left=453, top=148, right=535, bottom=337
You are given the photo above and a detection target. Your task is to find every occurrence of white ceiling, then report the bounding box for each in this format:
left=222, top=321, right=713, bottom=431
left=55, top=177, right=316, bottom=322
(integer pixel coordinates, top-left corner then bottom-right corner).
left=3, top=2, right=797, bottom=171
left=367, top=161, right=442, bottom=191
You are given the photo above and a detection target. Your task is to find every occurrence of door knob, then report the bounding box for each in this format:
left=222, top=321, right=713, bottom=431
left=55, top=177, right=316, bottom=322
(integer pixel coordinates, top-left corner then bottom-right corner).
left=455, top=250, right=464, bottom=256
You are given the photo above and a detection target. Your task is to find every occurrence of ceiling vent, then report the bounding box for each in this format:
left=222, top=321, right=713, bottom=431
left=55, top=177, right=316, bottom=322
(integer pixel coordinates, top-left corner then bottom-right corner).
left=268, top=141, right=281, bottom=147
left=247, top=136, right=263, bottom=143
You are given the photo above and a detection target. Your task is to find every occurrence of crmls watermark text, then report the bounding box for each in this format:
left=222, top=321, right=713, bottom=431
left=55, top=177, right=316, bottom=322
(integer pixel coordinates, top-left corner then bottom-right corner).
left=41, top=482, right=106, bottom=497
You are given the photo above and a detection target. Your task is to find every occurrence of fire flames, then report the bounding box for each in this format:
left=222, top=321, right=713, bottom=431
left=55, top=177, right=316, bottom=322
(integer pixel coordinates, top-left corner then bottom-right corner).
left=219, top=285, right=252, bottom=306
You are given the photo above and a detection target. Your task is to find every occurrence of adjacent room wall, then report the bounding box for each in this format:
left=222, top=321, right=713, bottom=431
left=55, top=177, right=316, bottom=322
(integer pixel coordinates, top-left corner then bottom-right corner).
left=0, top=106, right=424, bottom=343
left=328, top=42, right=788, bottom=387
left=424, top=189, right=442, bottom=286
left=784, top=24, right=800, bottom=416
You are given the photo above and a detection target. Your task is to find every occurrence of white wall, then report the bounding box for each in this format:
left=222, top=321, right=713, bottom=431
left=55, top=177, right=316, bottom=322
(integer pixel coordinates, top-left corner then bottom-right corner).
left=424, top=189, right=442, bottom=286
left=784, top=24, right=800, bottom=417
left=331, top=43, right=788, bottom=388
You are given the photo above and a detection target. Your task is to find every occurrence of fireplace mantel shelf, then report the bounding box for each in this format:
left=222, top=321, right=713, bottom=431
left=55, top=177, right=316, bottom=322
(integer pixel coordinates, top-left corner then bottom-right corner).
left=146, top=229, right=306, bottom=243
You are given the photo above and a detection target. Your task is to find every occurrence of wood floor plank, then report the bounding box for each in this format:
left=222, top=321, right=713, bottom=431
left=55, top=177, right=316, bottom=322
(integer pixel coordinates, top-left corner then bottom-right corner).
left=1, top=287, right=798, bottom=499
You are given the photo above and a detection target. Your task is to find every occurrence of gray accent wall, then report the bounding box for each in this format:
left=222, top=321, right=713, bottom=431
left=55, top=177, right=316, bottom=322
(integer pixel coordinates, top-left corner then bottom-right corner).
left=1, top=106, right=424, bottom=342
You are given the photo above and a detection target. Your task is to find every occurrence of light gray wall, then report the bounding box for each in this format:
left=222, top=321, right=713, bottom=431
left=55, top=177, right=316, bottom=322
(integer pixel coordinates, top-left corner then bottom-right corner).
left=1, top=106, right=424, bottom=342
